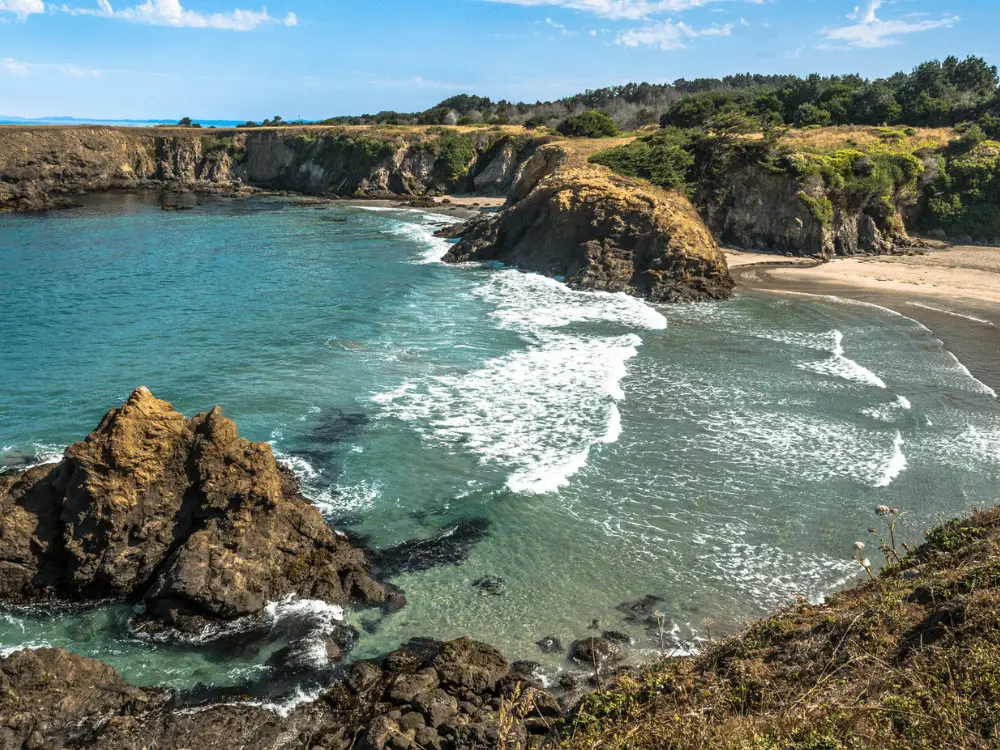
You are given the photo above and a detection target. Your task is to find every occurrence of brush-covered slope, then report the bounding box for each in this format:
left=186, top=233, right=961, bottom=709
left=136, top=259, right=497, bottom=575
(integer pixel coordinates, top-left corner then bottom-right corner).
left=563, top=505, right=1000, bottom=749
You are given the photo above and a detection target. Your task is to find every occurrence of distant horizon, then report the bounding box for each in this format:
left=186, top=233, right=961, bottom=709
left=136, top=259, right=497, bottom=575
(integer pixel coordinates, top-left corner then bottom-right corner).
left=1, top=0, right=996, bottom=121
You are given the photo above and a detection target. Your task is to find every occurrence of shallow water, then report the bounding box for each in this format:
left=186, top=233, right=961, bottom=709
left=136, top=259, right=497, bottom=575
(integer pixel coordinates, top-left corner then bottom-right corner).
left=2, top=195, right=999, bottom=693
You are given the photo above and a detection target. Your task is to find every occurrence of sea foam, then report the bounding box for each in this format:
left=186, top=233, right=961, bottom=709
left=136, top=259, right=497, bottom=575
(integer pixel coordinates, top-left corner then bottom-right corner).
left=797, top=330, right=887, bottom=389
left=374, top=269, right=665, bottom=494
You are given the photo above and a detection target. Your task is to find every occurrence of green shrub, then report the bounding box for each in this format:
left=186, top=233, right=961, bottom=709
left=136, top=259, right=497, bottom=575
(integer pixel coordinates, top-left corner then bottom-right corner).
left=798, top=191, right=834, bottom=227
left=795, top=104, right=833, bottom=128
left=431, top=129, right=477, bottom=185
left=557, top=110, right=618, bottom=138
left=589, top=127, right=696, bottom=193
left=925, top=140, right=1000, bottom=237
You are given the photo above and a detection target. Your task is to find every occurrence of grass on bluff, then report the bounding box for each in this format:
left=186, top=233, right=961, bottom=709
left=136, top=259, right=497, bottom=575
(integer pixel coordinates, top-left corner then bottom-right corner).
left=557, top=504, right=1000, bottom=749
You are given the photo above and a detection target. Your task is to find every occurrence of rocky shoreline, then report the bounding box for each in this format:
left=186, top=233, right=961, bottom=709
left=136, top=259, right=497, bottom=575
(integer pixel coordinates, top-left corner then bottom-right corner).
left=0, top=389, right=665, bottom=750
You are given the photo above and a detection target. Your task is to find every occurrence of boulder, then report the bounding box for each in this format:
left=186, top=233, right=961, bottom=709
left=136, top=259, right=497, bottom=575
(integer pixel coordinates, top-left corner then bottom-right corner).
left=569, top=636, right=623, bottom=666
left=433, top=637, right=509, bottom=694
left=0, top=387, right=388, bottom=630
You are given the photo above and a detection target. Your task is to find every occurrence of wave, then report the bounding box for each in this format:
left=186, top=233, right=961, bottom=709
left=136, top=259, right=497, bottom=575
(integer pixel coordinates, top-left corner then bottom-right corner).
left=861, top=395, right=913, bottom=422
left=379, top=212, right=454, bottom=264
left=374, top=269, right=664, bottom=495
left=797, top=330, right=887, bottom=389
left=774, top=291, right=996, bottom=398
left=875, top=431, right=908, bottom=488
left=908, top=301, right=995, bottom=326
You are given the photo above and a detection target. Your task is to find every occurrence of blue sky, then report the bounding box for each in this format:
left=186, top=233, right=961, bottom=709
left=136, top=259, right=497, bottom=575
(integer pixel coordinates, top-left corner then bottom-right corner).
left=0, top=0, right=994, bottom=119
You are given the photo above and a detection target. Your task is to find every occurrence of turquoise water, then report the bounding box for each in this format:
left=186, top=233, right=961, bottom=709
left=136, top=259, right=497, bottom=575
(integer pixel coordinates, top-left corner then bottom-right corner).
left=2, top=195, right=999, bottom=696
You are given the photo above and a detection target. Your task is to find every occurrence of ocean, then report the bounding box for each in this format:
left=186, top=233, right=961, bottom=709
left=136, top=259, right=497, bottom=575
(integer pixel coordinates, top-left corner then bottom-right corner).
left=2, top=194, right=998, bottom=702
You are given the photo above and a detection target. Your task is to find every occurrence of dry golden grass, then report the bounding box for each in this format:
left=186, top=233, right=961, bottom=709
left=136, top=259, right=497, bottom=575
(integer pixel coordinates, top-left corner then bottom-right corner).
left=778, top=125, right=956, bottom=153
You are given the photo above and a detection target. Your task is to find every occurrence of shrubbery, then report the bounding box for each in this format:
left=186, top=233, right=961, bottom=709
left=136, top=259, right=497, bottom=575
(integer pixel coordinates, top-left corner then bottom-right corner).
left=589, top=128, right=695, bottom=193
left=925, top=140, right=1000, bottom=238
left=556, top=110, right=618, bottom=138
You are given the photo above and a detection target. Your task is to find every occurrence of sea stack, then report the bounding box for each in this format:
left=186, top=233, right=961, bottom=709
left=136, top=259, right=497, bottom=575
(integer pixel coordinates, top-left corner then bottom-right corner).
left=0, top=387, right=393, bottom=631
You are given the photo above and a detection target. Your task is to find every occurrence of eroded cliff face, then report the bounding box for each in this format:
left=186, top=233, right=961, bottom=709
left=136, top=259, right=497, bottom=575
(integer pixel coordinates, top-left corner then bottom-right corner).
left=444, top=145, right=734, bottom=303
left=691, top=139, right=911, bottom=258
left=0, top=387, right=392, bottom=631
left=0, top=126, right=547, bottom=212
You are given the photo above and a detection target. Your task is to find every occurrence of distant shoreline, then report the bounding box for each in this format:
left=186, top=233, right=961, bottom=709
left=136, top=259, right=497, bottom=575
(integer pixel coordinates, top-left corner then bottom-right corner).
left=729, top=245, right=1000, bottom=395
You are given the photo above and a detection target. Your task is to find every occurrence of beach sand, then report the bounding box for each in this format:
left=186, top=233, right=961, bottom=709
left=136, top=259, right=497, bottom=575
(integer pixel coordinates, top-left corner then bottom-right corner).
left=728, top=245, right=1000, bottom=394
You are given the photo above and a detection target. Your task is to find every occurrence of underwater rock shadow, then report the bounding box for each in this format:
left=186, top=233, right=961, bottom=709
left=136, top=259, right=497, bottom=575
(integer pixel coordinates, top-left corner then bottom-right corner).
left=370, top=518, right=492, bottom=579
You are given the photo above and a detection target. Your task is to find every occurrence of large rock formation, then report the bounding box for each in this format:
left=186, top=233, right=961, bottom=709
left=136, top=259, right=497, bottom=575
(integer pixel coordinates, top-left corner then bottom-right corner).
left=0, top=639, right=563, bottom=750
left=0, top=126, right=549, bottom=213
left=690, top=137, right=911, bottom=258
left=444, top=146, right=734, bottom=303
left=0, top=387, right=391, bottom=630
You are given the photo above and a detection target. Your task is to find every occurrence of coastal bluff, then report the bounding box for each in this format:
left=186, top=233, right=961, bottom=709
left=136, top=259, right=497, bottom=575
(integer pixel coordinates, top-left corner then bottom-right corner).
left=443, top=142, right=734, bottom=303
left=0, top=125, right=546, bottom=212
left=0, top=387, right=393, bottom=631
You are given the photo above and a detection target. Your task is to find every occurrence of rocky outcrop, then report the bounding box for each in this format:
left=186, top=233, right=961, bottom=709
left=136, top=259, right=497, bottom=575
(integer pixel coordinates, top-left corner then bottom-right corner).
left=690, top=138, right=910, bottom=258
left=0, top=387, right=392, bottom=631
left=0, top=126, right=550, bottom=212
left=444, top=146, right=734, bottom=303
left=0, top=639, right=564, bottom=750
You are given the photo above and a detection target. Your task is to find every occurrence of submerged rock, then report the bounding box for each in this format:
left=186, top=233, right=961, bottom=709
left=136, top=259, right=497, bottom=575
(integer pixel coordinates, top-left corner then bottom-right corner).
left=371, top=518, right=491, bottom=578
left=0, top=387, right=390, bottom=631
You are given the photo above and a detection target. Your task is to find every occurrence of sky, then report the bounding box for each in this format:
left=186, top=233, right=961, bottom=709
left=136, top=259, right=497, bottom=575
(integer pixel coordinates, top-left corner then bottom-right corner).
left=0, top=0, right=995, bottom=120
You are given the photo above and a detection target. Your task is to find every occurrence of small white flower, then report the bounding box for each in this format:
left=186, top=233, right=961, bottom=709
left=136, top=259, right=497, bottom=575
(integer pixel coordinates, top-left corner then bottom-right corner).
left=854, top=541, right=866, bottom=550
left=863, top=559, right=871, bottom=568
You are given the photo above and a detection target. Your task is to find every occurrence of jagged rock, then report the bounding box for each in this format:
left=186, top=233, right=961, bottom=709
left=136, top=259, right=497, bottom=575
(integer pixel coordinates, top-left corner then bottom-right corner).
left=1, top=636, right=559, bottom=750
left=0, top=387, right=389, bottom=630
left=569, top=636, right=623, bottom=666
left=444, top=146, right=734, bottom=303
left=433, top=637, right=509, bottom=694
left=0, top=649, right=163, bottom=749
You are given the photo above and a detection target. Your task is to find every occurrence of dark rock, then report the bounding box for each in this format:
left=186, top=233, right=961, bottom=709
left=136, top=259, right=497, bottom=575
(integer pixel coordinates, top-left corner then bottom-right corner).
left=510, top=660, right=542, bottom=679
left=348, top=661, right=386, bottom=699
left=535, top=635, right=564, bottom=654
left=371, top=518, right=491, bottom=578
left=617, top=594, right=666, bottom=628
left=362, top=715, right=401, bottom=750
left=569, top=637, right=623, bottom=666
left=434, top=637, right=509, bottom=694
left=471, top=575, right=506, bottom=596
left=0, top=648, right=164, bottom=749
left=383, top=648, right=425, bottom=677
left=399, top=711, right=425, bottom=732
left=387, top=668, right=439, bottom=703
left=310, top=409, right=370, bottom=444
left=265, top=632, right=346, bottom=672
left=0, top=388, right=387, bottom=631
left=414, top=688, right=459, bottom=728
left=602, top=630, right=633, bottom=646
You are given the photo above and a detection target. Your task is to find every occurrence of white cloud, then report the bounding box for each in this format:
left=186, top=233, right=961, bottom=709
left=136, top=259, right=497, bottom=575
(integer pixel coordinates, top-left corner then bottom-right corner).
left=825, top=0, right=959, bottom=48
left=66, top=0, right=297, bottom=30
left=486, top=0, right=721, bottom=21
left=617, top=18, right=732, bottom=49
left=2, top=57, right=101, bottom=76
left=0, top=0, right=45, bottom=19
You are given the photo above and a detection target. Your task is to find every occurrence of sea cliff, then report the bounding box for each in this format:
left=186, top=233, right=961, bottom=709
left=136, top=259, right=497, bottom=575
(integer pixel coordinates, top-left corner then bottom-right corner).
left=0, top=125, right=546, bottom=212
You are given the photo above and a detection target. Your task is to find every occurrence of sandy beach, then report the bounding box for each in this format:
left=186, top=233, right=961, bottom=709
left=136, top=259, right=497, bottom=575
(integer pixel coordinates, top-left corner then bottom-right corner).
left=729, top=245, right=1000, bottom=393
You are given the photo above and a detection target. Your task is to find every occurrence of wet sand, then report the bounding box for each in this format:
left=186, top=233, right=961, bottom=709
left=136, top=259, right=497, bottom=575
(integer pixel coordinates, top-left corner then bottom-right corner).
left=728, top=246, right=1000, bottom=394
